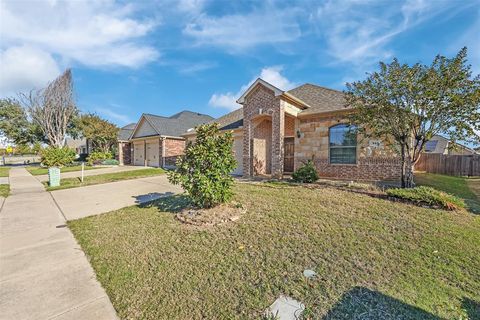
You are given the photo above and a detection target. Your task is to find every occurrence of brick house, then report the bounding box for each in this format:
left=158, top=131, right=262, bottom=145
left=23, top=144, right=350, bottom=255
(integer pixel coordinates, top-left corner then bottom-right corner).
left=117, top=123, right=136, bottom=165
left=184, top=79, right=401, bottom=181
left=118, top=111, right=213, bottom=167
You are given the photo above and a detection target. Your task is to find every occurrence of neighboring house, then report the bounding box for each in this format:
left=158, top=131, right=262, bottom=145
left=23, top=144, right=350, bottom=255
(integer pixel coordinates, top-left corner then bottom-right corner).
left=184, top=78, right=400, bottom=180
left=118, top=111, right=213, bottom=167
left=423, top=135, right=477, bottom=155
left=64, top=137, right=90, bottom=155
left=117, top=123, right=136, bottom=165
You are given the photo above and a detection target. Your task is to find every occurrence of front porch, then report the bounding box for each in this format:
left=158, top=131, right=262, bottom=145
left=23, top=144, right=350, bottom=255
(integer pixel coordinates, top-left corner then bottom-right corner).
left=243, top=111, right=296, bottom=178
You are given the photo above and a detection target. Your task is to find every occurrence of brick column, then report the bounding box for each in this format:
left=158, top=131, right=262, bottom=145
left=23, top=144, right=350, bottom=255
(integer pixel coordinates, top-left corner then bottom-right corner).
left=118, top=142, right=124, bottom=165
left=242, top=117, right=252, bottom=177
left=271, top=101, right=285, bottom=178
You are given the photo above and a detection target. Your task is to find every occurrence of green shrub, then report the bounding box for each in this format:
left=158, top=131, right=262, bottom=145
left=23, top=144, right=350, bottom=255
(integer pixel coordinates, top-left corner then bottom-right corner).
left=87, top=151, right=113, bottom=165
left=102, top=159, right=119, bottom=165
left=386, top=186, right=465, bottom=210
left=292, top=160, right=319, bottom=183
left=168, top=123, right=236, bottom=208
left=40, top=146, right=76, bottom=167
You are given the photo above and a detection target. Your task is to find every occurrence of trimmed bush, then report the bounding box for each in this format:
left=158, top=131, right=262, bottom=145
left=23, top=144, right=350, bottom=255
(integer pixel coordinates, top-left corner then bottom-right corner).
left=168, top=123, right=236, bottom=208
left=102, top=159, right=119, bottom=165
left=87, top=151, right=113, bottom=165
left=40, top=146, right=76, bottom=167
left=292, top=160, right=319, bottom=183
left=386, top=186, right=465, bottom=210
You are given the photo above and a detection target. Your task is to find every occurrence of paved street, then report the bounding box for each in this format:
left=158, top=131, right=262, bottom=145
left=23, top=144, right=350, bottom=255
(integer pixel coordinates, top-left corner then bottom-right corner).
left=0, top=168, right=118, bottom=320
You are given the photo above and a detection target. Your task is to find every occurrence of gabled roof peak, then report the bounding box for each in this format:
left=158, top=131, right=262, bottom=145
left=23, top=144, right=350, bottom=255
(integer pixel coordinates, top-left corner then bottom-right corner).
left=236, top=78, right=284, bottom=104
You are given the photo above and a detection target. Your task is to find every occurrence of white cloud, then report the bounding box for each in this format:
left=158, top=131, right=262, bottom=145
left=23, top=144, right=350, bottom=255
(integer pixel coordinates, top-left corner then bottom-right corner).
left=96, top=107, right=133, bottom=125
left=209, top=66, right=297, bottom=110
left=177, top=61, right=217, bottom=74
left=183, top=7, right=301, bottom=51
left=0, top=45, right=61, bottom=96
left=0, top=0, right=159, bottom=97
left=176, top=0, right=206, bottom=14
left=314, top=0, right=470, bottom=67
left=209, top=93, right=238, bottom=111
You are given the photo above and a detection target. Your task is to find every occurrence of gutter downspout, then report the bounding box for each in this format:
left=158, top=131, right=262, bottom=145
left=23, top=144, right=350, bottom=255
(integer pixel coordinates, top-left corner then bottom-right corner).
left=161, top=137, right=166, bottom=168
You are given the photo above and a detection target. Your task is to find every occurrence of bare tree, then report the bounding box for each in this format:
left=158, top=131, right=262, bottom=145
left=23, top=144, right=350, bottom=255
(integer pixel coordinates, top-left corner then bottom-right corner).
left=21, top=69, right=78, bottom=147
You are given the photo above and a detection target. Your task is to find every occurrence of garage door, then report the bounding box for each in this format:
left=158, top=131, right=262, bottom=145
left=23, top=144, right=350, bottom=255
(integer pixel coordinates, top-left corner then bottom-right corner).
left=232, top=136, right=243, bottom=175
left=146, top=140, right=159, bottom=167
left=133, top=142, right=145, bottom=166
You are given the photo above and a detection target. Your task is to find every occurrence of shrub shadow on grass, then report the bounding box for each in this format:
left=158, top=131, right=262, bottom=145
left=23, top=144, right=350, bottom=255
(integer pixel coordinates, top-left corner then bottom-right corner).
left=462, top=298, right=480, bottom=320
left=323, top=287, right=441, bottom=320
left=137, top=193, right=191, bottom=213
left=133, top=192, right=175, bottom=205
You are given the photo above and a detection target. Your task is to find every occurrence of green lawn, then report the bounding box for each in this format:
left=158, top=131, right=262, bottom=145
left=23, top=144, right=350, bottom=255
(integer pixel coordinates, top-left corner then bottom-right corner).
left=27, top=165, right=103, bottom=176
left=0, top=167, right=10, bottom=177
left=45, top=168, right=165, bottom=191
left=0, top=184, right=9, bottom=198
left=69, top=183, right=480, bottom=319
left=415, top=172, right=480, bottom=213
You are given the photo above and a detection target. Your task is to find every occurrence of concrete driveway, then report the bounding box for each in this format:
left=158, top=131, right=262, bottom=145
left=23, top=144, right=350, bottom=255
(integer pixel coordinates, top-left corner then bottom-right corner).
left=51, top=175, right=183, bottom=220
left=35, top=165, right=150, bottom=182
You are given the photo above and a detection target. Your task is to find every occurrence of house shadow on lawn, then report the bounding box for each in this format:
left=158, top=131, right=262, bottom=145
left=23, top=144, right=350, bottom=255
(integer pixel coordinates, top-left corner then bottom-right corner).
left=135, top=193, right=191, bottom=213
left=462, top=298, right=480, bottom=320
left=323, top=287, right=441, bottom=320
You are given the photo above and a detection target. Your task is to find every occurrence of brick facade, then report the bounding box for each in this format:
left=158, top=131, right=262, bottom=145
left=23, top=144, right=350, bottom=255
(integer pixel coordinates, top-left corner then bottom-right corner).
left=239, top=82, right=401, bottom=181
left=118, top=142, right=132, bottom=165
left=242, top=85, right=284, bottom=178
left=164, top=138, right=185, bottom=166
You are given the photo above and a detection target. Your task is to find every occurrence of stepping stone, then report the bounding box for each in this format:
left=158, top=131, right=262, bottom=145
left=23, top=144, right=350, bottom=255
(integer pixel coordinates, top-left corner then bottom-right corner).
left=0, top=177, right=8, bottom=185
left=303, top=269, right=317, bottom=279
left=266, top=295, right=305, bottom=320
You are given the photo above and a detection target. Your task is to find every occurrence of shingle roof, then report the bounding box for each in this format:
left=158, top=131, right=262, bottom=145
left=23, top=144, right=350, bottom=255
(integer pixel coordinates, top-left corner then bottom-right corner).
left=184, top=108, right=244, bottom=135
left=182, top=82, right=349, bottom=136
left=64, top=137, right=87, bottom=148
left=287, top=83, right=348, bottom=115
left=118, top=123, right=136, bottom=141
left=212, top=108, right=244, bottom=131
left=140, top=111, right=213, bottom=137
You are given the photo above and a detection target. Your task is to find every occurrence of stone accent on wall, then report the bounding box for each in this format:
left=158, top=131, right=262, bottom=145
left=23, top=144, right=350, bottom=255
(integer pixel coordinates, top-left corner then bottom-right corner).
left=295, top=114, right=400, bottom=181
left=163, top=138, right=185, bottom=167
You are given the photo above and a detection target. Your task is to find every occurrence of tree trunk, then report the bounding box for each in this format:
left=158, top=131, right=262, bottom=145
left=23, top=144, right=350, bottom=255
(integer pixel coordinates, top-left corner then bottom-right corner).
left=405, top=160, right=415, bottom=188
left=400, top=143, right=406, bottom=188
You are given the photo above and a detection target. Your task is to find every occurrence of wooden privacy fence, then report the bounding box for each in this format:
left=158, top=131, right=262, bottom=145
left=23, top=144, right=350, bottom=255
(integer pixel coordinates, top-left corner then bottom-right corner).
left=415, top=153, right=480, bottom=177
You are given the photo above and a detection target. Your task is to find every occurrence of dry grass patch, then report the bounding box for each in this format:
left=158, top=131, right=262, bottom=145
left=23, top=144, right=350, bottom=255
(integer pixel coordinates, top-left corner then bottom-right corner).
left=176, top=201, right=246, bottom=228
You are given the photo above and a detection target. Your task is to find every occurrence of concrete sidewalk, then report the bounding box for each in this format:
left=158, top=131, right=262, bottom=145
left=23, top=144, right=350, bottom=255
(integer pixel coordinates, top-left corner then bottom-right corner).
left=51, top=175, right=183, bottom=220
left=0, top=167, right=118, bottom=320
left=35, top=165, right=150, bottom=182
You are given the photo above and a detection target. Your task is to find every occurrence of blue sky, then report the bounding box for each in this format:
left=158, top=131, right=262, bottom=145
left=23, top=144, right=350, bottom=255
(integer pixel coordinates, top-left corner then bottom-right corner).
left=1, top=0, right=479, bottom=127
